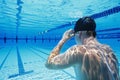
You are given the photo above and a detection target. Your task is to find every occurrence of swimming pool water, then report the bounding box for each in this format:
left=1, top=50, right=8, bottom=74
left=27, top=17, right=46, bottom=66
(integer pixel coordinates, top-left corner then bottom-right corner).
left=0, top=0, right=120, bottom=80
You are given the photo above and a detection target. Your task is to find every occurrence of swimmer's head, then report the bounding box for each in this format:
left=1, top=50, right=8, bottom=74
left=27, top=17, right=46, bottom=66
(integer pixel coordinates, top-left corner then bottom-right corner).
left=74, top=16, right=96, bottom=44
left=74, top=16, right=96, bottom=33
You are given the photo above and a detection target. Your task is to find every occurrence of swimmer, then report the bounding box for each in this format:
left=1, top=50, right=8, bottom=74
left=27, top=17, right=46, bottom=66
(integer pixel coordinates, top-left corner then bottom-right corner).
left=45, top=16, right=119, bottom=80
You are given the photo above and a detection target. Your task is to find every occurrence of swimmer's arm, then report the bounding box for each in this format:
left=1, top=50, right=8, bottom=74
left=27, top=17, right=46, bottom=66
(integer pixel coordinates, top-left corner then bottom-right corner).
left=46, top=29, right=71, bottom=63
left=45, top=38, right=67, bottom=69
left=45, top=29, right=80, bottom=69
left=45, top=39, right=79, bottom=69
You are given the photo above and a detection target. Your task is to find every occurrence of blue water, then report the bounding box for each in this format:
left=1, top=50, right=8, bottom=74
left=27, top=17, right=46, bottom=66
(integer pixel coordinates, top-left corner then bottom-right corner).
left=0, top=0, right=120, bottom=80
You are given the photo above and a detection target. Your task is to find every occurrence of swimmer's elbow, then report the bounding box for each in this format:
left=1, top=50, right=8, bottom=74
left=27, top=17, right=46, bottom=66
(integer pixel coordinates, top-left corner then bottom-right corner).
left=45, top=62, right=52, bottom=69
left=45, top=62, right=65, bottom=70
left=45, top=62, right=56, bottom=69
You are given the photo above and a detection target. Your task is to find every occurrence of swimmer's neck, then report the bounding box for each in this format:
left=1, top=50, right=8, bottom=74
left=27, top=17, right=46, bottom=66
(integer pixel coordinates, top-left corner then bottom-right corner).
left=81, top=36, right=95, bottom=45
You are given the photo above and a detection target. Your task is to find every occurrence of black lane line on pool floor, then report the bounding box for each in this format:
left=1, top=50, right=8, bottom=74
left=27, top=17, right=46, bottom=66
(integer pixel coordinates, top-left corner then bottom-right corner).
left=30, top=46, right=75, bottom=79
left=0, top=47, right=12, bottom=70
left=8, top=46, right=33, bottom=79
left=30, top=48, right=47, bottom=60
left=30, top=46, right=49, bottom=55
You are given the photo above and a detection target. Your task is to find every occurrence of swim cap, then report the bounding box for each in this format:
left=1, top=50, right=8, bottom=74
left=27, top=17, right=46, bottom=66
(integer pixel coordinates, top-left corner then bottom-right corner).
left=74, top=16, right=96, bottom=33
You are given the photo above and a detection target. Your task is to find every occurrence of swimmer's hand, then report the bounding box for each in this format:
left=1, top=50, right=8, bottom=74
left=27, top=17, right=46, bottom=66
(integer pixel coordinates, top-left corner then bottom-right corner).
left=62, top=29, right=74, bottom=41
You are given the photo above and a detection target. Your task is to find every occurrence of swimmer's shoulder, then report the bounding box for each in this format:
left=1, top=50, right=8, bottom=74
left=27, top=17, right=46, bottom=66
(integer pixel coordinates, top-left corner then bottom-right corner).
left=67, top=45, right=87, bottom=62
left=69, top=45, right=87, bottom=54
left=100, top=44, right=113, bottom=52
left=100, top=44, right=111, bottom=48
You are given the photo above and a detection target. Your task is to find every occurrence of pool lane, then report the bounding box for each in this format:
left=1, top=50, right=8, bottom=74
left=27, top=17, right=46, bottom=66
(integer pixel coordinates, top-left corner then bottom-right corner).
left=30, top=45, right=76, bottom=79
left=15, top=45, right=76, bottom=80
left=8, top=46, right=33, bottom=78
left=0, top=46, right=12, bottom=70
left=0, top=47, right=12, bottom=70
left=0, top=46, right=18, bottom=80
left=17, top=45, right=45, bottom=71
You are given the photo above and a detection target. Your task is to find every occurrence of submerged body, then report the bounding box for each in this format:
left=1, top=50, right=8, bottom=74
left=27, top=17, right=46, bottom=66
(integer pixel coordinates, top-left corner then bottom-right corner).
left=72, top=37, right=119, bottom=80
left=46, top=17, right=119, bottom=80
left=46, top=37, right=119, bottom=80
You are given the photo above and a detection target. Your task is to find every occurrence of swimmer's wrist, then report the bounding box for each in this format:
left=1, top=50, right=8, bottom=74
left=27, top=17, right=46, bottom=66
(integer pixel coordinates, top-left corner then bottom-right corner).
left=57, top=38, right=66, bottom=47
left=61, top=38, right=67, bottom=43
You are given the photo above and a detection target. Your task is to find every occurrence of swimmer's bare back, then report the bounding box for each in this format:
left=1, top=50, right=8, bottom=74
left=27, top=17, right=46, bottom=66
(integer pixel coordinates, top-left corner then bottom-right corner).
left=45, top=38, right=119, bottom=80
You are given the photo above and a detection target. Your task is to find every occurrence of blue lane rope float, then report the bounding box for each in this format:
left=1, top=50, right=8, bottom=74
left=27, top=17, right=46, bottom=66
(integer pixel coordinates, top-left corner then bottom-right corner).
left=91, top=6, right=120, bottom=19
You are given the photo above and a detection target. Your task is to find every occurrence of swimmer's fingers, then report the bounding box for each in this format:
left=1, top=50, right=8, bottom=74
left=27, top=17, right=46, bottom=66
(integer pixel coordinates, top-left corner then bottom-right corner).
left=68, top=29, right=74, bottom=36
left=62, top=29, right=74, bottom=40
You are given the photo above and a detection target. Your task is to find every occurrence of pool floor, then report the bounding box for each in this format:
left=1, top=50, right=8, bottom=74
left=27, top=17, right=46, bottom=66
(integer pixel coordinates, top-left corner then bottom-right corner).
left=0, top=45, right=76, bottom=80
